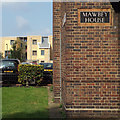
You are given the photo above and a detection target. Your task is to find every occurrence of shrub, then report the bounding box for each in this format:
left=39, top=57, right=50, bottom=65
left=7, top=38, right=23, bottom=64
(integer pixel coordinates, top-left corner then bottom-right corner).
left=18, top=64, right=44, bottom=86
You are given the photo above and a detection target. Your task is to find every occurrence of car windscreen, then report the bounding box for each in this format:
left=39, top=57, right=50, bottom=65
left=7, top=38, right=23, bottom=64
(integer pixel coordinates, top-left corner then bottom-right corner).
left=40, top=63, right=53, bottom=69
left=0, top=61, right=17, bottom=68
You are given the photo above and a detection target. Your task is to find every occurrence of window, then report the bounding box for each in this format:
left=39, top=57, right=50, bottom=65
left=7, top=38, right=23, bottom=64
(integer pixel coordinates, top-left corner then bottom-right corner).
left=41, top=50, right=44, bottom=55
left=39, top=63, right=53, bottom=69
left=5, top=51, right=11, bottom=57
left=33, top=40, right=37, bottom=45
left=32, top=51, right=37, bottom=56
left=0, top=61, right=16, bottom=68
left=24, top=37, right=27, bottom=42
left=10, top=40, right=15, bottom=45
left=42, top=37, right=48, bottom=43
left=24, top=39, right=27, bottom=42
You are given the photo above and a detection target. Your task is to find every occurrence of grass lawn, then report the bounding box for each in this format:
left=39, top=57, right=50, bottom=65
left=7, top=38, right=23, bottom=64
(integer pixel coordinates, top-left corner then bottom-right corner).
left=2, top=87, right=48, bottom=119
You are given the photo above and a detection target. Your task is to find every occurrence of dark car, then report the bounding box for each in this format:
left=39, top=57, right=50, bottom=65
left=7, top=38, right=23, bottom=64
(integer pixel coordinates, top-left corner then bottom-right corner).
left=39, top=63, right=53, bottom=84
left=0, top=59, right=20, bottom=83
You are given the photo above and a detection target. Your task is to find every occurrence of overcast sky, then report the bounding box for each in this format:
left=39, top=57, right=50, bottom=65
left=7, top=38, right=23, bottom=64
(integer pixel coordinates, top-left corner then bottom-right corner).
left=2, top=2, right=52, bottom=37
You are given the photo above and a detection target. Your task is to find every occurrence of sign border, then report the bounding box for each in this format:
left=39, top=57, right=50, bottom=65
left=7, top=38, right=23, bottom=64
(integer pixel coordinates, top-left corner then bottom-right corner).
left=78, top=9, right=113, bottom=26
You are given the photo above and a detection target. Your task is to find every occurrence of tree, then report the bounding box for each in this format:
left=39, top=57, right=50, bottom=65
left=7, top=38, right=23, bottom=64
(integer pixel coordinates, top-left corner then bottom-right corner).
left=0, top=52, right=3, bottom=59
left=10, top=42, right=23, bottom=61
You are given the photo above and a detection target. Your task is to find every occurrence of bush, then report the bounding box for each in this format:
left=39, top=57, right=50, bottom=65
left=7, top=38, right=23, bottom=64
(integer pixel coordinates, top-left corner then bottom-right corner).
left=18, top=64, right=44, bottom=86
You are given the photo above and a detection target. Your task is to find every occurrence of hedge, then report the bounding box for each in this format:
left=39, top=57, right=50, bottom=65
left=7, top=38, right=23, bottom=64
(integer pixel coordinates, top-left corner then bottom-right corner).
left=18, top=64, right=44, bottom=85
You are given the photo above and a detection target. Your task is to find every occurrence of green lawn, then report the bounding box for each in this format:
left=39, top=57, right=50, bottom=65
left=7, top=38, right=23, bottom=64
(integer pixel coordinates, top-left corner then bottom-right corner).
left=2, top=87, right=48, bottom=119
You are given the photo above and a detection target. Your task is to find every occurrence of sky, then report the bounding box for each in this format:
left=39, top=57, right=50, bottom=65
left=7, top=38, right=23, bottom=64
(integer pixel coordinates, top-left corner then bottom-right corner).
left=2, top=2, right=52, bottom=37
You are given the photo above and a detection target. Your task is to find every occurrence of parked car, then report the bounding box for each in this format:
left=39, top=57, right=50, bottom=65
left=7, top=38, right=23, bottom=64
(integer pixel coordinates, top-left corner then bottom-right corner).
left=0, top=59, right=20, bottom=83
left=39, top=63, right=53, bottom=84
left=29, top=62, right=37, bottom=65
left=39, top=63, right=53, bottom=71
left=21, top=62, right=30, bottom=65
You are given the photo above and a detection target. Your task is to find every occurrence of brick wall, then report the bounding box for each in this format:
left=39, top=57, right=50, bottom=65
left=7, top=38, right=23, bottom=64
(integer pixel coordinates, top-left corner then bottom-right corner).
left=53, top=2, right=61, bottom=102
left=53, top=1, right=120, bottom=118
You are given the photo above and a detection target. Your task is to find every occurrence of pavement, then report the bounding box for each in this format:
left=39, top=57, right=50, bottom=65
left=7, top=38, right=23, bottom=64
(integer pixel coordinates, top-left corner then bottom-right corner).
left=48, top=86, right=120, bottom=120
left=0, top=81, right=2, bottom=87
left=48, top=86, right=63, bottom=119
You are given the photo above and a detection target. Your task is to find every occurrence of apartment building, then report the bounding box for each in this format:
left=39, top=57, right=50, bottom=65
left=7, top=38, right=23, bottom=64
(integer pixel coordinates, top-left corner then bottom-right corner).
left=27, top=35, right=53, bottom=63
left=1, top=35, right=53, bottom=63
left=1, top=36, right=27, bottom=60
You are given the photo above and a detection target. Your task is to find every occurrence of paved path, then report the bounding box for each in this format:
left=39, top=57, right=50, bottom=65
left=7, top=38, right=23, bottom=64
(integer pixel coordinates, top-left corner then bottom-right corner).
left=48, top=86, right=63, bottom=118
left=47, top=86, right=120, bottom=120
left=0, top=81, right=2, bottom=87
